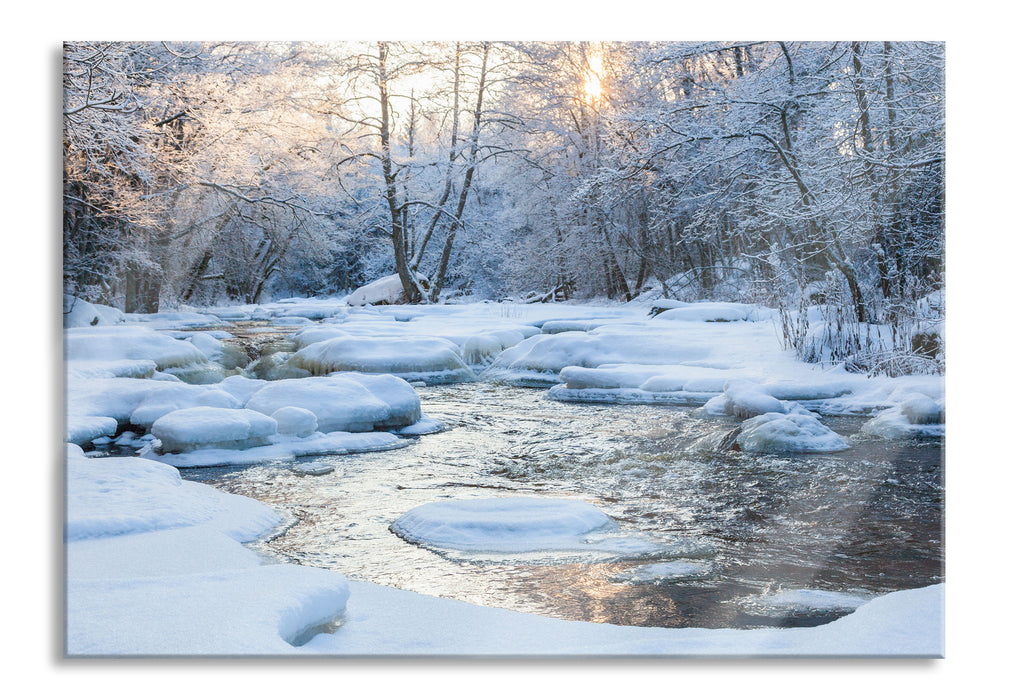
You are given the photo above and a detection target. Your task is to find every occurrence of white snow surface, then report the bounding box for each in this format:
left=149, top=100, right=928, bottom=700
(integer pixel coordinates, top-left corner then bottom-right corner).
left=244, top=373, right=420, bottom=432
left=66, top=325, right=209, bottom=369
left=290, top=336, right=476, bottom=384
left=64, top=299, right=944, bottom=656
left=152, top=406, right=278, bottom=453
left=737, top=412, right=849, bottom=453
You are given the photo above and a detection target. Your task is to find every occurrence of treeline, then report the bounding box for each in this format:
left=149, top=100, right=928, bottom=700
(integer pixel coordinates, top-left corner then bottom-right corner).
left=64, top=41, right=944, bottom=370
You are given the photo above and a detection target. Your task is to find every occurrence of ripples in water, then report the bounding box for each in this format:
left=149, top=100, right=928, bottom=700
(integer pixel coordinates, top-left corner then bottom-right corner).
left=186, top=382, right=943, bottom=629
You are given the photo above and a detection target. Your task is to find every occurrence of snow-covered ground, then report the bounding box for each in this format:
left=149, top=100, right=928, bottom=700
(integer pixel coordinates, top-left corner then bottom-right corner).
left=63, top=295, right=946, bottom=656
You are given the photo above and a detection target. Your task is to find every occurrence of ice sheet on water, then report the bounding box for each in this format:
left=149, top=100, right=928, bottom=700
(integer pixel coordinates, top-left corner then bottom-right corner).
left=741, top=589, right=871, bottom=615
left=391, top=497, right=716, bottom=561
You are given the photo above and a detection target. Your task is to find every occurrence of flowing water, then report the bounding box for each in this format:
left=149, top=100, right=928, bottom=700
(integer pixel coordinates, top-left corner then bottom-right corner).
left=183, top=381, right=944, bottom=630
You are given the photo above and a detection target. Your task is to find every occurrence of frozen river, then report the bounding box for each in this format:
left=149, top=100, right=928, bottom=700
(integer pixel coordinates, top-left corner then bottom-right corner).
left=185, top=381, right=943, bottom=630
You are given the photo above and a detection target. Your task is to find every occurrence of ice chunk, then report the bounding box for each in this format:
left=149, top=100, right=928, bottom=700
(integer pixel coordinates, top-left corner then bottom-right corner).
left=64, top=295, right=124, bottom=327
left=289, top=336, right=476, bottom=384
left=612, top=560, right=714, bottom=584
left=271, top=406, right=318, bottom=437
left=152, top=407, right=278, bottom=453
left=743, top=589, right=870, bottom=614
left=737, top=412, right=848, bottom=453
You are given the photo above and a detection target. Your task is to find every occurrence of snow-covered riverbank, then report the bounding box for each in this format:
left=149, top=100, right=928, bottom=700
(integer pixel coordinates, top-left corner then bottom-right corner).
left=64, top=296, right=944, bottom=656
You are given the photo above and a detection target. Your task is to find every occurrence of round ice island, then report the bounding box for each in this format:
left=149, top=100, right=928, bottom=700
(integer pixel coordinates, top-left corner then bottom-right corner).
left=390, top=497, right=614, bottom=553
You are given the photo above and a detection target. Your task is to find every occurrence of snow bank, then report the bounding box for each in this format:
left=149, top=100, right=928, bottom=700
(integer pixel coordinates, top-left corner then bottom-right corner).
left=65, top=447, right=350, bottom=656
left=66, top=449, right=280, bottom=542
left=484, top=330, right=709, bottom=386
left=63, top=295, right=124, bottom=327
left=66, top=326, right=209, bottom=369
left=299, top=581, right=943, bottom=656
left=152, top=407, right=278, bottom=453
left=124, top=310, right=227, bottom=330
left=289, top=336, right=476, bottom=384
left=653, top=301, right=771, bottom=323
left=244, top=374, right=421, bottom=432
left=612, top=560, right=715, bottom=584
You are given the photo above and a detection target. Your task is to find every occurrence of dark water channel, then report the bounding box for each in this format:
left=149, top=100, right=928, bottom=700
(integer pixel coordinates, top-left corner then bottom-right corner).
left=185, top=382, right=944, bottom=630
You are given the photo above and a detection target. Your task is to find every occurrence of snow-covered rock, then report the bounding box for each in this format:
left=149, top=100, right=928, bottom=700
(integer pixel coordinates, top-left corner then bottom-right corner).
left=66, top=325, right=208, bottom=369
left=723, top=380, right=785, bottom=419
left=345, top=274, right=415, bottom=306
left=152, top=407, right=278, bottom=453
left=289, top=336, right=476, bottom=384
left=271, top=406, right=318, bottom=437
left=244, top=374, right=421, bottom=432
left=63, top=295, right=124, bottom=327
left=737, top=412, right=848, bottom=453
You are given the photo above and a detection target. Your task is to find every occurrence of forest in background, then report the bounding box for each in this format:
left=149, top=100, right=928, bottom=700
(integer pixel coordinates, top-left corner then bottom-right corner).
left=62, top=41, right=944, bottom=373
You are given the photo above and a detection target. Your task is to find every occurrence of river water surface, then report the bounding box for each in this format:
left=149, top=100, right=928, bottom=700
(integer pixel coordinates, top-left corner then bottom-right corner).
left=183, top=380, right=943, bottom=630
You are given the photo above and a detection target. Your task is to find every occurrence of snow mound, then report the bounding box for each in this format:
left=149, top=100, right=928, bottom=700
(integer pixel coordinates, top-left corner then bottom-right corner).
left=653, top=302, right=763, bottom=323
left=66, top=326, right=209, bottom=369
left=723, top=380, right=785, bottom=419
left=346, top=274, right=415, bottom=306
left=861, top=393, right=945, bottom=439
left=66, top=449, right=280, bottom=541
left=152, top=407, right=278, bottom=453
left=124, top=310, right=227, bottom=330
left=289, top=336, right=476, bottom=384
left=244, top=374, right=421, bottom=432
left=737, top=412, right=848, bottom=453
left=484, top=331, right=709, bottom=386
left=64, top=295, right=124, bottom=327
left=391, top=497, right=615, bottom=552
left=67, top=414, right=119, bottom=445
left=272, top=406, right=318, bottom=437
left=129, top=384, right=243, bottom=428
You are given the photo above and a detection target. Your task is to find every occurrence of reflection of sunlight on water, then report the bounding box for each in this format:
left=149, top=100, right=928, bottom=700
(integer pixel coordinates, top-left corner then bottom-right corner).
left=187, top=383, right=943, bottom=629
